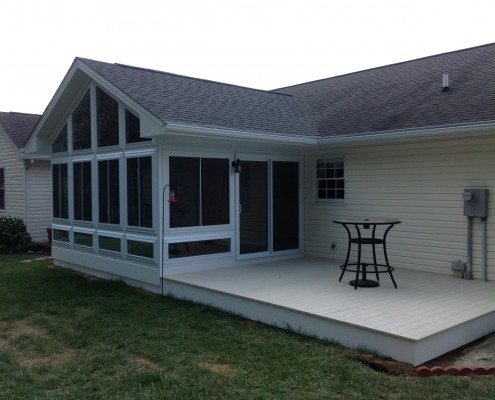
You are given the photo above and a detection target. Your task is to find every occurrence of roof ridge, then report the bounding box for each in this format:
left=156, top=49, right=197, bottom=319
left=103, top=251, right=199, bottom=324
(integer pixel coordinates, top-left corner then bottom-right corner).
left=79, top=57, right=293, bottom=98
left=274, top=42, right=495, bottom=90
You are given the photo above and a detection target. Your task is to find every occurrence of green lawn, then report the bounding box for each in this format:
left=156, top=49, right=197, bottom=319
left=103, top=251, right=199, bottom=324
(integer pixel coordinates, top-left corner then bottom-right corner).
left=1, top=254, right=494, bottom=399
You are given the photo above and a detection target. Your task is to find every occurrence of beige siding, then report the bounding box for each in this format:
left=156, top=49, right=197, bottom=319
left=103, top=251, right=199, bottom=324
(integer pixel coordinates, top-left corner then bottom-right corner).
left=304, top=134, right=495, bottom=281
left=0, top=131, right=25, bottom=219
left=25, top=161, right=52, bottom=243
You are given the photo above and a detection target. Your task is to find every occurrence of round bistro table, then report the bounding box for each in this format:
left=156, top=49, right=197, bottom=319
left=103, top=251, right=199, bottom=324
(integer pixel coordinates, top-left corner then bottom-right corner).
left=333, top=218, right=401, bottom=289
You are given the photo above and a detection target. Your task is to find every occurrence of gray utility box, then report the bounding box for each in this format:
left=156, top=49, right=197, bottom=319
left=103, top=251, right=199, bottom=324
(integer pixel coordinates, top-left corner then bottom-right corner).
left=463, top=188, right=489, bottom=218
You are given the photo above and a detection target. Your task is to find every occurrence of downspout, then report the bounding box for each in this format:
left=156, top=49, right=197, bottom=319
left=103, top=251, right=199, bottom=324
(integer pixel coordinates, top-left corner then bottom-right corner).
left=161, top=184, right=170, bottom=296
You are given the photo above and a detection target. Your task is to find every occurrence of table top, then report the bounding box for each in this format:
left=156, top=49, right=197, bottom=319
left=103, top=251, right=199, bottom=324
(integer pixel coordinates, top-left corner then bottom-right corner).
left=333, top=218, right=401, bottom=225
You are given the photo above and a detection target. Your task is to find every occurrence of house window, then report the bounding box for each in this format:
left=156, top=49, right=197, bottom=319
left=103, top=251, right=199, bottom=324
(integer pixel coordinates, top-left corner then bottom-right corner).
left=0, top=168, right=4, bottom=210
left=52, top=164, right=68, bottom=219
left=97, top=87, right=119, bottom=147
left=127, top=157, right=152, bottom=228
left=73, top=161, right=92, bottom=221
left=98, top=159, right=120, bottom=224
left=52, top=124, right=68, bottom=153
left=316, top=157, right=345, bottom=200
left=72, top=90, right=91, bottom=151
left=125, top=110, right=150, bottom=144
left=169, top=157, right=229, bottom=228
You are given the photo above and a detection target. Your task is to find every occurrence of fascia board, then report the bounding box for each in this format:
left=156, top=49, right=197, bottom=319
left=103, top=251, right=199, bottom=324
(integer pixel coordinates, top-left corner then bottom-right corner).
left=24, top=60, right=82, bottom=153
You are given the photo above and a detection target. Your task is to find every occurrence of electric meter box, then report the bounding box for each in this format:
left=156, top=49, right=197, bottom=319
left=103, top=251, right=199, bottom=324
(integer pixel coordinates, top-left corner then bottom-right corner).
left=463, top=188, right=488, bottom=217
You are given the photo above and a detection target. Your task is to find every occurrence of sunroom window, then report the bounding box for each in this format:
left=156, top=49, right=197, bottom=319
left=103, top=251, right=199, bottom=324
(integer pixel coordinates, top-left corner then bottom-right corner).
left=169, top=157, right=229, bottom=228
left=0, top=168, right=4, bottom=210
left=127, top=157, right=152, bottom=228
left=72, top=91, right=91, bottom=151
left=52, top=164, right=68, bottom=219
left=52, top=124, right=68, bottom=153
left=97, top=87, right=119, bottom=147
left=98, top=159, right=120, bottom=224
left=125, top=110, right=150, bottom=144
left=73, top=161, right=92, bottom=221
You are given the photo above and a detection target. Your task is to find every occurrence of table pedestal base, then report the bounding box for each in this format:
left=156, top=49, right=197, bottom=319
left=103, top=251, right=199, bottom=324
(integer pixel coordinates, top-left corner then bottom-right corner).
left=349, top=279, right=379, bottom=288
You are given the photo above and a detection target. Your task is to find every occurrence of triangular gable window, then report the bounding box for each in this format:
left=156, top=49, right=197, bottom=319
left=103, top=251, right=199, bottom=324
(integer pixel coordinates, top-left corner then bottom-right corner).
left=52, top=124, right=68, bottom=153
left=125, top=110, right=150, bottom=144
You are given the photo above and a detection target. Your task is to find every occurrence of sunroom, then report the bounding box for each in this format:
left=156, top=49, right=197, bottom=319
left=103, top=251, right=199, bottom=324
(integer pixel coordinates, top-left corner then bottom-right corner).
left=37, top=60, right=311, bottom=290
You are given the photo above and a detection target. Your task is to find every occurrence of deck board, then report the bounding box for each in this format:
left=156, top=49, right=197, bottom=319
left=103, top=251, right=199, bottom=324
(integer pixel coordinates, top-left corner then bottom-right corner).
left=164, top=257, right=495, bottom=365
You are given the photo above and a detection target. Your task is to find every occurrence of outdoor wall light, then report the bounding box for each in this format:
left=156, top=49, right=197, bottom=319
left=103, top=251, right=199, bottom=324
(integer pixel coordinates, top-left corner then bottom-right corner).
left=232, top=159, right=242, bottom=173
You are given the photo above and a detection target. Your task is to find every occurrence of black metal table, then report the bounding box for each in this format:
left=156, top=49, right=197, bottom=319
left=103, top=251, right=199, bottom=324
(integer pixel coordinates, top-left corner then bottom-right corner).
left=333, top=218, right=401, bottom=289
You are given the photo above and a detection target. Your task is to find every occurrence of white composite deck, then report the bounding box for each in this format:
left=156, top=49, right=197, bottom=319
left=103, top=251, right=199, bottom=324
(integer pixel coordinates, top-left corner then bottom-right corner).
left=163, top=257, right=495, bottom=366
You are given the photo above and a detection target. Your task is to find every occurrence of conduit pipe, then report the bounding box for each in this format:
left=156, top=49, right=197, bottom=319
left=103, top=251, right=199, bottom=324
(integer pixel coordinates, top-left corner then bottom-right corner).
left=482, top=217, right=488, bottom=281
left=466, top=216, right=473, bottom=280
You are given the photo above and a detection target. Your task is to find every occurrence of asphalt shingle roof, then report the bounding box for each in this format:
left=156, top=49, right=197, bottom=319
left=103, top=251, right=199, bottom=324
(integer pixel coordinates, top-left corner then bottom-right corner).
left=78, top=58, right=319, bottom=138
left=274, top=43, right=495, bottom=137
left=0, top=112, right=41, bottom=149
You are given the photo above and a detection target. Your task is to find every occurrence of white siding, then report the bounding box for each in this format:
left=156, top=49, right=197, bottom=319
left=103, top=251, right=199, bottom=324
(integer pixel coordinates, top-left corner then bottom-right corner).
left=0, top=131, right=25, bottom=219
left=25, top=160, right=52, bottom=243
left=304, top=134, right=495, bottom=281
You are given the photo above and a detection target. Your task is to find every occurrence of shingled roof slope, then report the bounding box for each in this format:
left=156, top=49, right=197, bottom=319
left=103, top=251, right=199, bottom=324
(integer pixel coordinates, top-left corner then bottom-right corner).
left=78, top=58, right=319, bottom=138
left=274, top=43, right=495, bottom=137
left=0, top=112, right=41, bottom=149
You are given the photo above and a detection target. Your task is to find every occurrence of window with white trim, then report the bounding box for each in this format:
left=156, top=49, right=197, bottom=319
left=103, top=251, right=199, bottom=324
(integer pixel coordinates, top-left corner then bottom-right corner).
left=127, top=156, right=152, bottom=228
left=53, top=164, right=69, bottom=219
left=316, top=157, right=345, bottom=200
left=73, top=161, right=92, bottom=221
left=98, top=159, right=120, bottom=224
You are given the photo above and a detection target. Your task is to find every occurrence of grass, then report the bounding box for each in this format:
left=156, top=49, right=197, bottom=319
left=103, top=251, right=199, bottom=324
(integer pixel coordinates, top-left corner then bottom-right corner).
left=1, top=255, right=495, bottom=399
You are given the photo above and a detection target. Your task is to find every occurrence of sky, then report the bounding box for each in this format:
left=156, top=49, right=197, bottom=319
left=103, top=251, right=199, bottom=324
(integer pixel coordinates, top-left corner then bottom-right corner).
left=1, top=0, right=494, bottom=115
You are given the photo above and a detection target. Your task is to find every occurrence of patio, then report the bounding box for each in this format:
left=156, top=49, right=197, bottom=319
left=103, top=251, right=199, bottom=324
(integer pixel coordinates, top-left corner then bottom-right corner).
left=163, top=257, right=495, bottom=366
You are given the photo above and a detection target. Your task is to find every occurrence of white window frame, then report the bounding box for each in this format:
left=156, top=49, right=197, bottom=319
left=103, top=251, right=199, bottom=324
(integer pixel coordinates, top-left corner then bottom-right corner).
left=315, top=155, right=346, bottom=203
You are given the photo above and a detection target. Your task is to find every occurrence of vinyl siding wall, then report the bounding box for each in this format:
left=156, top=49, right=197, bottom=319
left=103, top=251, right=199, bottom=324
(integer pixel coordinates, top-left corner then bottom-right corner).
left=25, top=161, right=52, bottom=243
left=304, top=133, right=495, bottom=281
left=0, top=131, right=25, bottom=219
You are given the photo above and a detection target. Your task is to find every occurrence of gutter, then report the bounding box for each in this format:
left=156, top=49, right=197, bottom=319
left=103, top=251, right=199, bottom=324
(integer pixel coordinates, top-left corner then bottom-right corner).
left=19, top=149, right=51, bottom=161
left=161, top=120, right=495, bottom=147
left=163, top=122, right=318, bottom=145
left=318, top=121, right=495, bottom=146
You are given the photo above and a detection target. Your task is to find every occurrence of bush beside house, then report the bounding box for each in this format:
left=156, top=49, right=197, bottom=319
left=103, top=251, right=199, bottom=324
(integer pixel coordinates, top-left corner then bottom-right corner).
left=0, top=216, right=32, bottom=253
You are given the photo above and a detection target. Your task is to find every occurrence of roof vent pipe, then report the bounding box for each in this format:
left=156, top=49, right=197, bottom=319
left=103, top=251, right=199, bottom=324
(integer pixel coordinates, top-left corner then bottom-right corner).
left=442, top=73, right=450, bottom=92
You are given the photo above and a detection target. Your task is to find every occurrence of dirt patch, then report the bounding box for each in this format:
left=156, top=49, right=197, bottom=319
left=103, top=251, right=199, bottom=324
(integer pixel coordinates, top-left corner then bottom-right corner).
left=198, top=361, right=237, bottom=376
left=18, top=350, right=76, bottom=369
left=351, top=353, right=417, bottom=376
left=133, top=355, right=161, bottom=371
left=6, top=319, right=49, bottom=339
left=422, top=332, right=495, bottom=369
left=351, top=332, right=495, bottom=376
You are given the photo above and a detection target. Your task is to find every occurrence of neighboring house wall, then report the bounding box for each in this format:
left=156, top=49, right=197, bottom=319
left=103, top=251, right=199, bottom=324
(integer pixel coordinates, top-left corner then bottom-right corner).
left=304, top=133, right=495, bottom=281
left=0, top=130, right=25, bottom=219
left=25, top=160, right=52, bottom=243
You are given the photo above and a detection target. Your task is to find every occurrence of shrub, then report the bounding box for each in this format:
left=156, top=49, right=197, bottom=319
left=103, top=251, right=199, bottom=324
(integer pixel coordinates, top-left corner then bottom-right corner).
left=0, top=216, right=32, bottom=254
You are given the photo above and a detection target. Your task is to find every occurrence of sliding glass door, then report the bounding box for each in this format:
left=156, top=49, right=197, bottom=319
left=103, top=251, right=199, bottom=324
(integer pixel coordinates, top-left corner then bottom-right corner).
left=239, top=161, right=269, bottom=255
left=237, top=159, right=300, bottom=258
